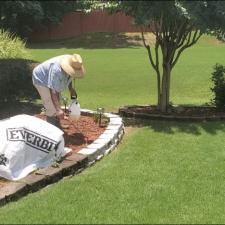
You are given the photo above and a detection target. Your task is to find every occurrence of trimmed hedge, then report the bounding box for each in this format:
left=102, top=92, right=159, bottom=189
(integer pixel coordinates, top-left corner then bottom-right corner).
left=211, top=64, right=225, bottom=109
left=0, top=59, right=39, bottom=104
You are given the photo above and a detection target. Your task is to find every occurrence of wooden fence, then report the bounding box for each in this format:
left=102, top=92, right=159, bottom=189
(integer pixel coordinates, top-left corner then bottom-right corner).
left=29, top=10, right=150, bottom=41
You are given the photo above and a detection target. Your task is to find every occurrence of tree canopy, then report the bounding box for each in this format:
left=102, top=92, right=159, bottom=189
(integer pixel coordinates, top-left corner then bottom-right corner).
left=0, top=1, right=78, bottom=37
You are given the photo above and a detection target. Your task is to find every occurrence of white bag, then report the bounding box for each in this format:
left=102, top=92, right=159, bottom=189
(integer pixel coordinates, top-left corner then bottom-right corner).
left=0, top=114, right=70, bottom=181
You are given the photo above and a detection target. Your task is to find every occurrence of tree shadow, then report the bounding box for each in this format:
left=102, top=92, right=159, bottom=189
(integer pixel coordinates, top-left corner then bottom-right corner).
left=27, top=32, right=144, bottom=49
left=0, top=101, right=42, bottom=120
left=124, top=117, right=225, bottom=135
left=64, top=132, right=87, bottom=146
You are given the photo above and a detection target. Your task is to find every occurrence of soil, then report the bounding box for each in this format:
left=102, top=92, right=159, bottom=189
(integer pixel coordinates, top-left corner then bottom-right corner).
left=35, top=113, right=108, bottom=153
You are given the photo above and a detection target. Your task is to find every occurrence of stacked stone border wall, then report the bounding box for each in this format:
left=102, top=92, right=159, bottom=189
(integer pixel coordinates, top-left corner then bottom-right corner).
left=0, top=109, right=124, bottom=207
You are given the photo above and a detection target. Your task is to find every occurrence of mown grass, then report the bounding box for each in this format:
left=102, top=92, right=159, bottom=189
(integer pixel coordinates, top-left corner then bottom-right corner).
left=0, top=33, right=225, bottom=224
left=29, top=33, right=225, bottom=111
left=1, top=121, right=225, bottom=224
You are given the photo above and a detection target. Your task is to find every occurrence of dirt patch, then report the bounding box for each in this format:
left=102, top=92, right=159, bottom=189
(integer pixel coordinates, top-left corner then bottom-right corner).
left=124, top=126, right=137, bottom=135
left=35, top=113, right=108, bottom=153
left=28, top=32, right=156, bottom=49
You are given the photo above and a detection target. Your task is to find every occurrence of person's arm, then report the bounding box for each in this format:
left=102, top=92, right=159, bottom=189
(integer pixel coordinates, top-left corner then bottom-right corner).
left=68, top=81, right=77, bottom=99
left=50, top=89, right=64, bottom=119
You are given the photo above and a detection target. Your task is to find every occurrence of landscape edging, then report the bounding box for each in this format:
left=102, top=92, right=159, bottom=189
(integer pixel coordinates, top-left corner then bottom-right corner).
left=119, top=105, right=225, bottom=122
left=0, top=109, right=124, bottom=207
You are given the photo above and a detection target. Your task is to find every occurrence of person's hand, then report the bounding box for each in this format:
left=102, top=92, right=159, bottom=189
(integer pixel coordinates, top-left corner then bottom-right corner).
left=56, top=109, right=65, bottom=119
left=64, top=115, right=69, bottom=120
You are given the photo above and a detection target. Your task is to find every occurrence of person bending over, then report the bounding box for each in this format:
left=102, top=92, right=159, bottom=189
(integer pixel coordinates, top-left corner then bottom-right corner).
left=32, top=54, right=85, bottom=128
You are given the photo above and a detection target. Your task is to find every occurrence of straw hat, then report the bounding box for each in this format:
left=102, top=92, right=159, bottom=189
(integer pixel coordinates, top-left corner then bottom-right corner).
left=60, top=54, right=85, bottom=78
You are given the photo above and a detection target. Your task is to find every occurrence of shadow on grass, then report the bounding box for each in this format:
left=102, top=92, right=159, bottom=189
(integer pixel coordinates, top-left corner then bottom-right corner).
left=124, top=117, right=225, bottom=135
left=27, top=32, right=143, bottom=49
left=0, top=101, right=42, bottom=120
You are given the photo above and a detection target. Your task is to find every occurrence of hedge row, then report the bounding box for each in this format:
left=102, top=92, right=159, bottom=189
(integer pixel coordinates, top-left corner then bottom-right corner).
left=0, top=59, right=39, bottom=104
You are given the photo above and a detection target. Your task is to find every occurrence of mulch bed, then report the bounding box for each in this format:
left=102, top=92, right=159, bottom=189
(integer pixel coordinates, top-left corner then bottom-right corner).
left=119, top=105, right=225, bottom=121
left=0, top=112, right=108, bottom=186
left=35, top=113, right=108, bottom=153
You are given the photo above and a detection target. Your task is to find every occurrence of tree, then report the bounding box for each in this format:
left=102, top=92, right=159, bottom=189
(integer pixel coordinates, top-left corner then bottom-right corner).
left=0, top=1, right=43, bottom=37
left=40, top=1, right=78, bottom=25
left=0, top=0, right=116, bottom=37
left=0, top=1, right=77, bottom=37
left=108, top=1, right=225, bottom=112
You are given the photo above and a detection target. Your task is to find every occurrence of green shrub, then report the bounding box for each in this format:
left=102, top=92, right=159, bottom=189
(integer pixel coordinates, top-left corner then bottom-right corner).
left=211, top=64, right=225, bottom=109
left=0, top=30, right=39, bottom=104
left=0, top=29, right=29, bottom=59
left=0, top=59, right=39, bottom=104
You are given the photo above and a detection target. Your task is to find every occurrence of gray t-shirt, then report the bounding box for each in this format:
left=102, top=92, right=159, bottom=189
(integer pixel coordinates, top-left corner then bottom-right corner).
left=32, top=55, right=72, bottom=93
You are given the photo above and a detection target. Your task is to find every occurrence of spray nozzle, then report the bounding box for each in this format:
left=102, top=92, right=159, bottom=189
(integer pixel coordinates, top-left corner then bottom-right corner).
left=71, top=95, right=77, bottom=100
left=70, top=96, right=78, bottom=104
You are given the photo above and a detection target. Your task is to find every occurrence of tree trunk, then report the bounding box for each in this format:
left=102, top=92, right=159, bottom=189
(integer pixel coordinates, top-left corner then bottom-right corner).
left=157, top=71, right=161, bottom=108
left=160, top=65, right=171, bottom=112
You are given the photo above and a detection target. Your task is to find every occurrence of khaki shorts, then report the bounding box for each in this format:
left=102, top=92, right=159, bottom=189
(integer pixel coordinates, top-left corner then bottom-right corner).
left=34, top=84, right=57, bottom=117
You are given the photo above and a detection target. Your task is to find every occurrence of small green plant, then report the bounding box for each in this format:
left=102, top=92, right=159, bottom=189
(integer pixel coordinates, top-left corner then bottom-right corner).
left=93, top=112, right=99, bottom=124
left=93, top=112, right=104, bottom=125
left=92, top=108, right=109, bottom=127
left=0, top=29, right=29, bottom=59
left=211, top=64, right=225, bottom=109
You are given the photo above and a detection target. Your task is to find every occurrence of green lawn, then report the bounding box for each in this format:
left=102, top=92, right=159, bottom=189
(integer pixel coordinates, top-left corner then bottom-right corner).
left=29, top=34, right=225, bottom=111
left=0, top=33, right=225, bottom=224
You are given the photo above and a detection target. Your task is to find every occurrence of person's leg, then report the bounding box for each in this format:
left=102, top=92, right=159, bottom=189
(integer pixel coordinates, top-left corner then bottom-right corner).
left=33, top=85, right=61, bottom=128
left=46, top=116, right=61, bottom=128
left=34, top=85, right=56, bottom=116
